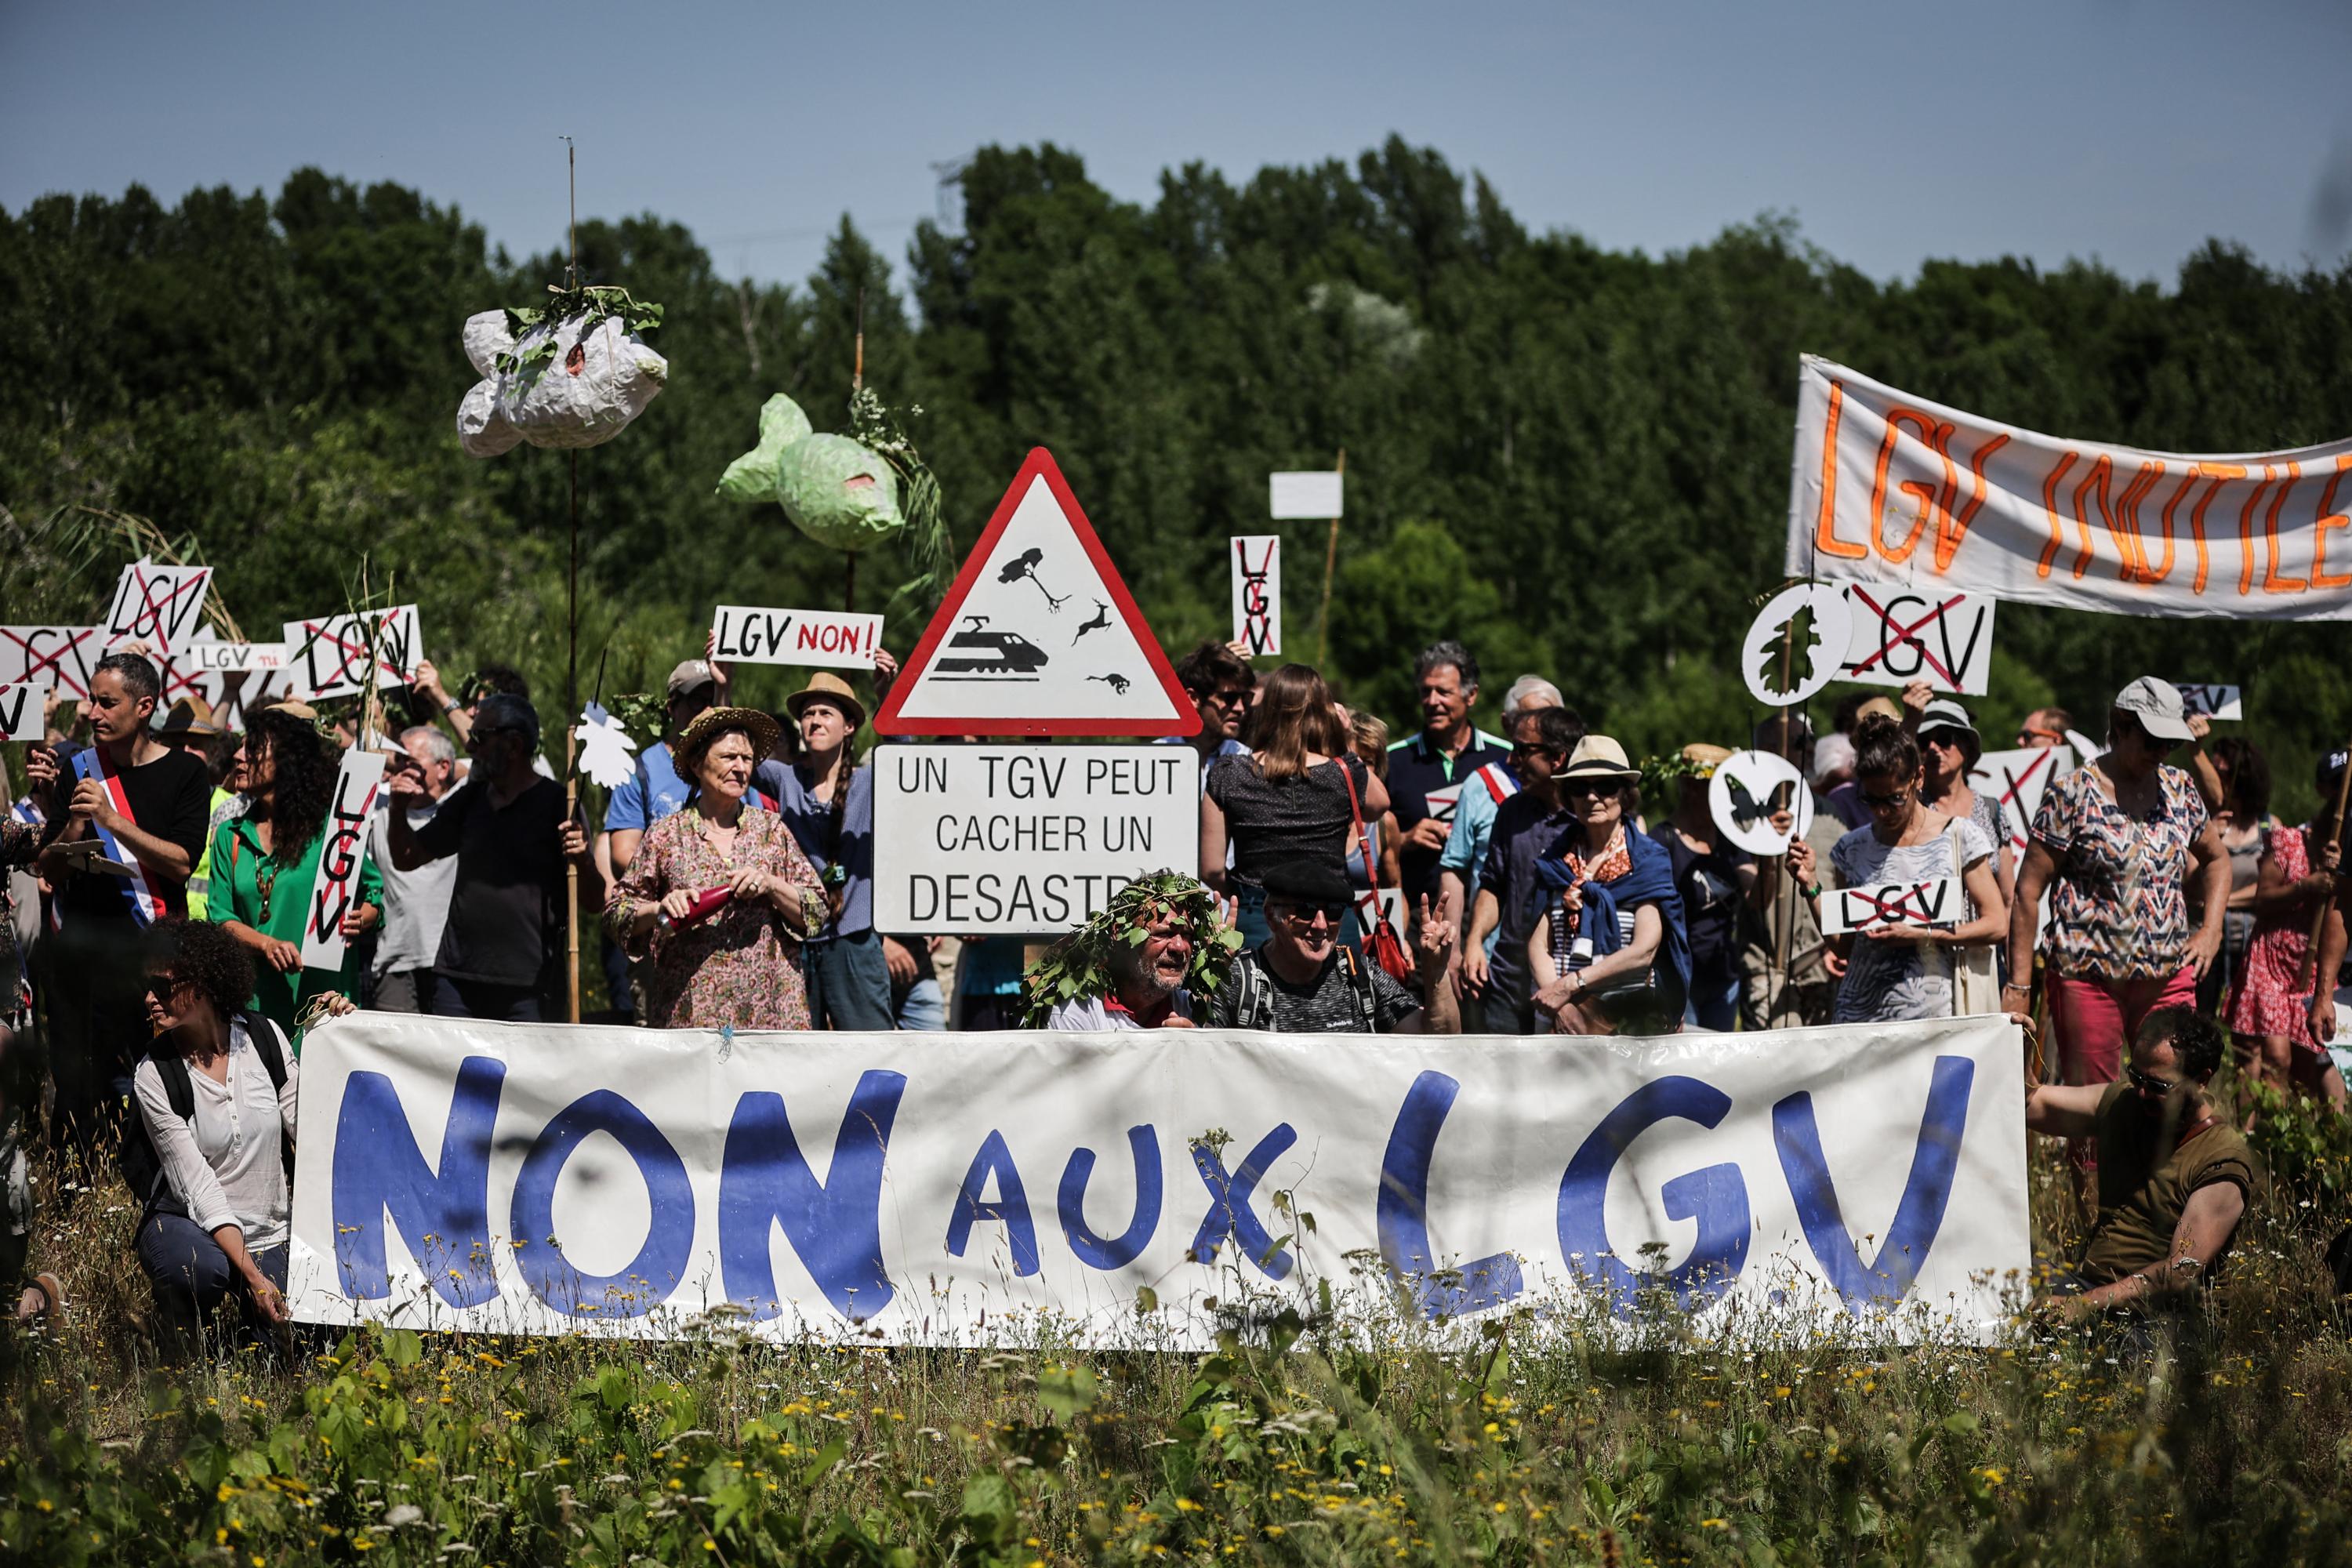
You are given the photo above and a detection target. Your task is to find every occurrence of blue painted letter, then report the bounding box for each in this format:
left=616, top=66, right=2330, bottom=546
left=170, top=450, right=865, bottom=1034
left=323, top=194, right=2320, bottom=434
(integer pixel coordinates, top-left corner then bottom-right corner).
left=1772, top=1054, right=1974, bottom=1309
left=509, top=1091, right=695, bottom=1317
left=718, top=1072, right=906, bottom=1322
left=1557, top=1076, right=1751, bottom=1316
left=1058, top=1126, right=1162, bottom=1270
left=946, top=1129, right=1040, bottom=1276
left=1377, top=1072, right=1523, bottom=1319
left=1188, top=1124, right=1298, bottom=1280
left=331, top=1055, right=504, bottom=1306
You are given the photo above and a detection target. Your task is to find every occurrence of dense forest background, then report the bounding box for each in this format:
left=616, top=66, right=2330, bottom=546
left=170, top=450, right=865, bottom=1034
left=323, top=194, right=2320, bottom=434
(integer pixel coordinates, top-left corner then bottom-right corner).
left=5, top=138, right=2350, bottom=815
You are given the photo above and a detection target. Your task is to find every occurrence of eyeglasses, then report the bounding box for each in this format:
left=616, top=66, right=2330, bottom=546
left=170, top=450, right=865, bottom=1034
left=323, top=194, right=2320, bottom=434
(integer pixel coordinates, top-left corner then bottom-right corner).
left=2125, top=1063, right=2185, bottom=1098
left=1272, top=901, right=1347, bottom=927
left=1860, top=787, right=1911, bottom=811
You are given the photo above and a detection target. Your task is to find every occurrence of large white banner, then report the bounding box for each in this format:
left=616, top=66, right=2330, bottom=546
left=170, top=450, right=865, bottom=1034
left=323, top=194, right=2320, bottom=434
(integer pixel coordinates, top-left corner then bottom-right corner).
left=1786, top=355, right=2352, bottom=620
left=289, top=1013, right=2031, bottom=1348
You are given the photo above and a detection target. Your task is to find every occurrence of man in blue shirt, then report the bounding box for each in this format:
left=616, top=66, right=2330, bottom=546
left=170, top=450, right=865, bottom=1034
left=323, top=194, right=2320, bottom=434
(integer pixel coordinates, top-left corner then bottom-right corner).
left=1460, top=705, right=1583, bottom=1034
left=1438, top=679, right=1577, bottom=1026
left=754, top=671, right=893, bottom=1030
left=604, top=658, right=724, bottom=877
left=1385, top=641, right=1511, bottom=909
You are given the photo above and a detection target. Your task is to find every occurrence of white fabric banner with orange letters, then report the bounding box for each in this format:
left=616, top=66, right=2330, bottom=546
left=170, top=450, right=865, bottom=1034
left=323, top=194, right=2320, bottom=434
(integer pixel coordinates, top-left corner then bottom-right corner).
left=1784, top=355, right=2352, bottom=620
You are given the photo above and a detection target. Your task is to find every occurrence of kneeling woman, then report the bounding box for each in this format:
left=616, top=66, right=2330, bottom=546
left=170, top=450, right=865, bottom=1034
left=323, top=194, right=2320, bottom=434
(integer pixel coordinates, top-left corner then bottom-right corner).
left=132, top=917, right=349, bottom=1352
left=1528, top=738, right=1692, bottom=1034
left=608, top=708, right=826, bottom=1029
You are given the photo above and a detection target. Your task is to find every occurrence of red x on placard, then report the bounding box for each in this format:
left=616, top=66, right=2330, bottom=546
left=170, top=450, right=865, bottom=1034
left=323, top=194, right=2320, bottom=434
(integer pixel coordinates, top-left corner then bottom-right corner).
left=1845, top=588, right=1968, bottom=690
left=0, top=627, right=100, bottom=699
left=118, top=565, right=209, bottom=650
left=292, top=616, right=399, bottom=689
left=1991, top=750, right=2059, bottom=851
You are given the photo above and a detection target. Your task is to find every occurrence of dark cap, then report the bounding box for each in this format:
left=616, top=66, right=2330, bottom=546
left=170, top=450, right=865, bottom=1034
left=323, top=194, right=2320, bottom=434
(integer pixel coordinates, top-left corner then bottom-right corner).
left=1258, top=858, right=1353, bottom=909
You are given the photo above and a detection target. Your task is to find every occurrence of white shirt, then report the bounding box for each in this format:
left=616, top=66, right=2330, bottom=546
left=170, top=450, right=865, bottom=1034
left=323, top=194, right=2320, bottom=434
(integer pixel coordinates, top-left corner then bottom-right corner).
left=1046, top=989, right=1197, bottom=1031
left=133, top=1018, right=299, bottom=1248
left=369, top=797, right=458, bottom=976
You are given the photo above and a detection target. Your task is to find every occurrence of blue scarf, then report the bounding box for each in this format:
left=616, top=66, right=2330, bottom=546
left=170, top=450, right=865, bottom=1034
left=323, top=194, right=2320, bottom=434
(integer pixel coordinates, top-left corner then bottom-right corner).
left=1531, top=823, right=1691, bottom=999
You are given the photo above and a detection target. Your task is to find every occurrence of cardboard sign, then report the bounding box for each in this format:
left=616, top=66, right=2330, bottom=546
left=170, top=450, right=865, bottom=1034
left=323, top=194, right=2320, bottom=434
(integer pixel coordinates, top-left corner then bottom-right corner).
left=0, top=684, right=46, bottom=742
left=1967, top=745, right=2076, bottom=858
left=1837, top=585, right=1996, bottom=696
left=1230, top=535, right=1281, bottom=656
left=282, top=607, right=420, bottom=699
left=870, top=743, right=1200, bottom=931
left=1741, top=583, right=1854, bottom=707
left=2172, top=682, right=2243, bottom=720
left=1815, top=877, right=1963, bottom=936
left=212, top=665, right=305, bottom=735
left=1269, top=470, right=1344, bottom=520
left=102, top=561, right=214, bottom=657
left=710, top=606, right=884, bottom=670
left=299, top=750, right=387, bottom=971
left=185, top=641, right=289, bottom=673
left=877, top=450, right=1195, bottom=738
left=0, top=627, right=105, bottom=702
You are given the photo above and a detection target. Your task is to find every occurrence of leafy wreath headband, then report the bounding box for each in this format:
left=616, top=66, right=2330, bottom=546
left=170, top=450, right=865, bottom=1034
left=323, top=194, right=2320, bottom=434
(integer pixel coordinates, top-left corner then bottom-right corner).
left=1019, top=870, right=1243, bottom=1027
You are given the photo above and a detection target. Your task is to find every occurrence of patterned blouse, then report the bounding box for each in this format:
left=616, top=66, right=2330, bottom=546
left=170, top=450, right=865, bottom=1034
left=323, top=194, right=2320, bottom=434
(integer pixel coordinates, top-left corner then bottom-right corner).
left=607, top=804, right=820, bottom=1030
left=2031, top=763, right=2209, bottom=982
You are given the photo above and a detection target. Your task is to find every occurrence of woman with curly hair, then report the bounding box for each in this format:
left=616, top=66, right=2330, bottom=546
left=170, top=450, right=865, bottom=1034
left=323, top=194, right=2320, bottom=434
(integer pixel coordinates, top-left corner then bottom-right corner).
left=207, top=706, right=381, bottom=1035
left=131, top=916, right=351, bottom=1354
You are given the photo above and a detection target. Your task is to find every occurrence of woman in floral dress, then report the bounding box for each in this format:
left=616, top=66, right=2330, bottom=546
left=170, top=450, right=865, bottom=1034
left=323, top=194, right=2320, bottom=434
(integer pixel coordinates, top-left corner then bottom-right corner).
left=2228, top=750, right=2347, bottom=1107
left=607, top=708, right=825, bottom=1029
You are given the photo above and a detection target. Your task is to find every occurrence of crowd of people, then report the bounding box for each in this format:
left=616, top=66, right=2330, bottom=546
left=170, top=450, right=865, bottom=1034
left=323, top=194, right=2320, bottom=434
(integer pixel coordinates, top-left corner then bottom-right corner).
left=1, top=630, right=2339, bottom=1348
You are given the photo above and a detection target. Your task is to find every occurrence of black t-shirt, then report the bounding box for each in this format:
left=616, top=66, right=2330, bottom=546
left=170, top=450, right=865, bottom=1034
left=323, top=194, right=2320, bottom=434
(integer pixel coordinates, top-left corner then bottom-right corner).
left=57, top=747, right=212, bottom=925
left=412, top=776, right=568, bottom=989
left=1204, top=753, right=1370, bottom=889
left=1207, top=945, right=1421, bottom=1033
left=1646, top=823, right=1752, bottom=990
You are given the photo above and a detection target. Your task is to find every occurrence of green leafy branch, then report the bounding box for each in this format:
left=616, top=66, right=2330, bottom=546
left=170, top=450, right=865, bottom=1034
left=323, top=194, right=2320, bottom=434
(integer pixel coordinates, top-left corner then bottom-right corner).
left=493, top=284, right=667, bottom=375
left=1020, top=869, right=1243, bottom=1027
left=848, top=387, right=953, bottom=621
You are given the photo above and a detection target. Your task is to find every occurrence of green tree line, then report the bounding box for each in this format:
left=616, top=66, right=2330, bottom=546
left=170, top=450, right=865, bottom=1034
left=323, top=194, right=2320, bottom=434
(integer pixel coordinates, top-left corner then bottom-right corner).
left=4, top=140, right=2349, bottom=815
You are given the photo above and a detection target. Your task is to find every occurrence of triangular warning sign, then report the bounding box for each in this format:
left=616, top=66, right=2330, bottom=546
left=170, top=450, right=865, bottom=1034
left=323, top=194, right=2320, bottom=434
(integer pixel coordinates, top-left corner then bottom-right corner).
left=879, top=448, right=1199, bottom=738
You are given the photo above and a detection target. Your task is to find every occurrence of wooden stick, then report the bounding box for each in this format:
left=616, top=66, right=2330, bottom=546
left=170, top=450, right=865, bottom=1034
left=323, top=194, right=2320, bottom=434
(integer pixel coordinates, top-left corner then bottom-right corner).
left=2296, top=738, right=2352, bottom=991
left=1316, top=448, right=1345, bottom=670
left=1768, top=605, right=1798, bottom=1026
left=562, top=136, right=583, bottom=1025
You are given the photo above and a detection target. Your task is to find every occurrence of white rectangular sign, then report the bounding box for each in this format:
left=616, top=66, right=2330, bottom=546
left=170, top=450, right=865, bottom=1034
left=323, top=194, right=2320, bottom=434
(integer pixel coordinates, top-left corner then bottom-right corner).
left=298, top=750, right=387, bottom=972
left=0, top=684, right=46, bottom=742
left=1229, top=536, right=1281, bottom=656
left=2172, top=682, right=2242, bottom=720
left=287, top=1012, right=2031, bottom=1348
left=102, top=561, right=213, bottom=656
left=1269, top=470, right=1344, bottom=520
left=283, top=607, right=420, bottom=699
left=1788, top=354, right=2352, bottom=622
left=0, top=627, right=104, bottom=702
left=1967, top=745, right=2076, bottom=858
left=870, top=743, right=1200, bottom=933
left=1836, top=584, right=1996, bottom=696
left=710, top=605, right=884, bottom=670
left=1815, top=877, right=1962, bottom=936
left=185, top=641, right=289, bottom=673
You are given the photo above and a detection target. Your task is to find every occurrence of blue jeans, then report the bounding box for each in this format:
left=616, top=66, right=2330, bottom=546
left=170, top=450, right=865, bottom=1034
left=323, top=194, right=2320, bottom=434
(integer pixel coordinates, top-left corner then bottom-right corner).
left=1684, top=975, right=1740, bottom=1032
left=136, top=1211, right=288, bottom=1355
left=804, top=930, right=895, bottom=1030
left=895, top=978, right=946, bottom=1031
left=1233, top=885, right=1272, bottom=950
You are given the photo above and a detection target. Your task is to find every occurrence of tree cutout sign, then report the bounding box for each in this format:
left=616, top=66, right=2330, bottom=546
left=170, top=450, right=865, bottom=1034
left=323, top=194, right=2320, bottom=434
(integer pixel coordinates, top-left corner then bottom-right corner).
left=1741, top=583, right=1853, bottom=707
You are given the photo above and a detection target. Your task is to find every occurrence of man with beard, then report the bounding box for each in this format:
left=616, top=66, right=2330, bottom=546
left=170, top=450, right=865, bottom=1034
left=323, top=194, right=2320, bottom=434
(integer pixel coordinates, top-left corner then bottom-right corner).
left=2026, top=1008, right=2263, bottom=1320
left=1039, top=874, right=1232, bottom=1031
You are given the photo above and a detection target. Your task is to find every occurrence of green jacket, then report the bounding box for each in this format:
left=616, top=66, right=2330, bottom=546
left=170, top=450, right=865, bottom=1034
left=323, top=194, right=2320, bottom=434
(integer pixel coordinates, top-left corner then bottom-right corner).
left=205, top=812, right=383, bottom=1040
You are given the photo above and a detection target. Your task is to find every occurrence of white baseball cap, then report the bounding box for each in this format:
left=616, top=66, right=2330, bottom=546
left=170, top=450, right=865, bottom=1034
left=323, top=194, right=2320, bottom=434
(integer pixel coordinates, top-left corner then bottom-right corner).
left=2112, top=676, right=2193, bottom=743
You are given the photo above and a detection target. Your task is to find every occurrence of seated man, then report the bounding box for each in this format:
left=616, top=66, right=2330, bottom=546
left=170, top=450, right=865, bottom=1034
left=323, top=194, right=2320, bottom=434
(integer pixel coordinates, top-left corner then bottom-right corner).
left=2025, top=1008, right=2263, bottom=1319
left=1208, top=860, right=1458, bottom=1033
left=1036, top=873, right=1233, bottom=1031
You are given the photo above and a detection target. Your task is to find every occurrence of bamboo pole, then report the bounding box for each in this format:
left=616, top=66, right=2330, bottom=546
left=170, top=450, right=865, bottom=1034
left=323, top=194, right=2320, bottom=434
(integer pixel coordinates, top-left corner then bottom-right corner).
left=562, top=137, right=582, bottom=1025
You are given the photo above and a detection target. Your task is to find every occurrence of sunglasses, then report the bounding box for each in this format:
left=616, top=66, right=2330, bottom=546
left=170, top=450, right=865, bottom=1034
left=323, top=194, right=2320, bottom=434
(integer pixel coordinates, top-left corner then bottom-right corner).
left=1512, top=741, right=1563, bottom=759
left=1860, top=787, right=1911, bottom=811
left=1272, top=901, right=1348, bottom=927
left=143, top=972, right=184, bottom=998
left=1197, top=688, right=1251, bottom=708
left=2125, top=1063, right=2185, bottom=1098
left=1562, top=779, right=1620, bottom=798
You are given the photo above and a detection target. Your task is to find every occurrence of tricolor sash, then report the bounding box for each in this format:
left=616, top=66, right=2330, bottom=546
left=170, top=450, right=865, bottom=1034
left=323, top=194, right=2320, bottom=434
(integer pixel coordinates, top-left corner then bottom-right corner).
left=70, top=748, right=176, bottom=926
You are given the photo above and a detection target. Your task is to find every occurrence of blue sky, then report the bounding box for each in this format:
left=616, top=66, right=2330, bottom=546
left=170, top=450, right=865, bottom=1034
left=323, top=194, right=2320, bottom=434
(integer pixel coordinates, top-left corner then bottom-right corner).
left=5, top=0, right=2348, bottom=291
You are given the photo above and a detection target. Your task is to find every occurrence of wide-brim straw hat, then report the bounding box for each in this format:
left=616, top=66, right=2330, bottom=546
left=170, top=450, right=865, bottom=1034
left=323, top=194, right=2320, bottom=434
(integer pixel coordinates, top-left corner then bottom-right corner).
left=1679, top=742, right=1733, bottom=779
left=1559, top=735, right=1642, bottom=783
left=674, top=706, right=783, bottom=777
left=153, top=695, right=225, bottom=739
left=784, top=671, right=866, bottom=733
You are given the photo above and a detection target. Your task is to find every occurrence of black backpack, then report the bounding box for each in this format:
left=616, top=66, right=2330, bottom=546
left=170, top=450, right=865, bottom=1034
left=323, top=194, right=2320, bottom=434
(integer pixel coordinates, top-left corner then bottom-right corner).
left=120, top=1011, right=294, bottom=1221
left=1226, top=945, right=1381, bottom=1033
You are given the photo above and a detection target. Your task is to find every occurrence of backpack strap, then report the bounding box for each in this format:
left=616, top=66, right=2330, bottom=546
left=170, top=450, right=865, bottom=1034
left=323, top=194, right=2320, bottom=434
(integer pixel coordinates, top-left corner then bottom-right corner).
left=1338, top=946, right=1378, bottom=1033
left=241, top=1010, right=289, bottom=1091
left=1233, top=950, right=1274, bottom=1032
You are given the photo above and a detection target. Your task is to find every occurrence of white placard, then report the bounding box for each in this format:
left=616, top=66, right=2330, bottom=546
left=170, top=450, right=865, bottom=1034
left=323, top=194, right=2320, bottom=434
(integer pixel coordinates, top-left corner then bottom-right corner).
left=282, top=607, right=420, bottom=699
left=0, top=627, right=105, bottom=702
left=1836, top=585, right=1996, bottom=697
left=871, top=743, right=1200, bottom=932
left=1815, top=877, right=1963, bottom=936
left=1230, top=535, right=1281, bottom=656
left=1269, top=470, right=1344, bottom=520
left=710, top=606, right=884, bottom=670
left=0, top=684, right=47, bottom=742
left=1741, top=583, right=1854, bottom=706
left=1708, top=750, right=1816, bottom=856
left=2172, top=683, right=2243, bottom=720
left=298, top=750, right=387, bottom=972
left=101, top=561, right=214, bottom=656
left=286, top=1011, right=2031, bottom=1348
left=1967, top=745, right=2077, bottom=858
left=185, top=641, right=289, bottom=673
